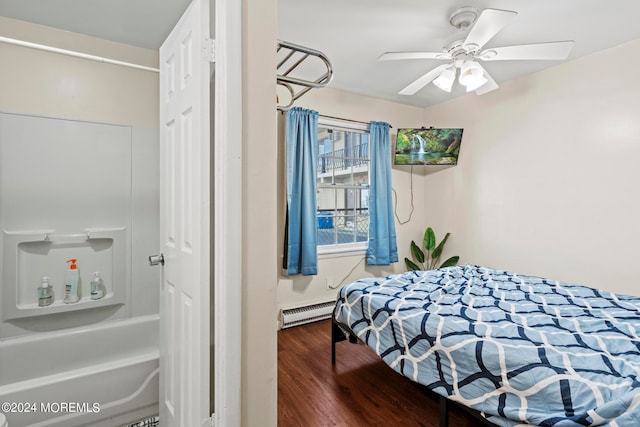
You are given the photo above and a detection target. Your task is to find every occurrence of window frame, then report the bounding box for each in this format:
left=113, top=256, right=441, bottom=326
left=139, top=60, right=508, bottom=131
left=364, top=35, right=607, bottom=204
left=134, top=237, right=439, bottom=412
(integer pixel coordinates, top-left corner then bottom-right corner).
left=316, top=117, right=370, bottom=258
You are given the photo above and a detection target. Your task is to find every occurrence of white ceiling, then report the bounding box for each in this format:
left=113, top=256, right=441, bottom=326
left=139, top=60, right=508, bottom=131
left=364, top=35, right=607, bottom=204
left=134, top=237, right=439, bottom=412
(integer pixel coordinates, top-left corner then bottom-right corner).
left=0, top=0, right=191, bottom=50
left=2, top=1, right=640, bottom=108
left=278, top=0, right=640, bottom=107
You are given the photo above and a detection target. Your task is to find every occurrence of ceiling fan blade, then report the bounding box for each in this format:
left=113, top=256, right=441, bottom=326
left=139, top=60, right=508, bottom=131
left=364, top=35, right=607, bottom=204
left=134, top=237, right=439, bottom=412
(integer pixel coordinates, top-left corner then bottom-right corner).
left=473, top=63, right=499, bottom=95
left=463, top=9, right=517, bottom=52
left=379, top=51, right=450, bottom=61
left=478, top=41, right=575, bottom=61
left=399, top=64, right=451, bottom=95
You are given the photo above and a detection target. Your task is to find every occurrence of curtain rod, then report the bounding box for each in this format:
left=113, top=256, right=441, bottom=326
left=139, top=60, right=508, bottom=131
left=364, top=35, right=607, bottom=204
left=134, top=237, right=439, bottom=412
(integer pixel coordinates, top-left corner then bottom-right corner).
left=279, top=106, right=394, bottom=130
left=0, top=36, right=160, bottom=73
left=319, top=114, right=393, bottom=128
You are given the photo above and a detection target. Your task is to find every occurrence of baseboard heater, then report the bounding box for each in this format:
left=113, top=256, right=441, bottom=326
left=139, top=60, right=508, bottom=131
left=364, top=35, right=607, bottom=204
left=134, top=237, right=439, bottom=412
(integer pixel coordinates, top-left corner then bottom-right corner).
left=280, top=300, right=336, bottom=329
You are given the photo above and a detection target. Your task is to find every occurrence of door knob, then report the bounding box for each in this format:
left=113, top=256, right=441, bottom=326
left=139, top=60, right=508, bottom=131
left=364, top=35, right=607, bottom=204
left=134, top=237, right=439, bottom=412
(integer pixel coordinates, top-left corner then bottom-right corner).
left=149, top=253, right=165, bottom=266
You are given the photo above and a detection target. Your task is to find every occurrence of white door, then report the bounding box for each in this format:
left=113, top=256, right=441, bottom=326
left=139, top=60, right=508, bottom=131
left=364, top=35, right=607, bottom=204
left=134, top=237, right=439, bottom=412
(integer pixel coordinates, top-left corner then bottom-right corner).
left=159, top=1, right=211, bottom=425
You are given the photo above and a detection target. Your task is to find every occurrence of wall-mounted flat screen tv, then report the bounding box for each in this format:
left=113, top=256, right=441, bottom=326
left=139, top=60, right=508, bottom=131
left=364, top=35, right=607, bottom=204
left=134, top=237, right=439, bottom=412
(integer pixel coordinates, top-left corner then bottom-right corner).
left=394, top=128, right=463, bottom=166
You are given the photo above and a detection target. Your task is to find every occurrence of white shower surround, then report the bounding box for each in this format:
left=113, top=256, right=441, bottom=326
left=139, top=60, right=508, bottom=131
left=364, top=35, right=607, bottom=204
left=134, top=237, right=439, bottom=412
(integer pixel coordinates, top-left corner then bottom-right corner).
left=0, top=112, right=161, bottom=426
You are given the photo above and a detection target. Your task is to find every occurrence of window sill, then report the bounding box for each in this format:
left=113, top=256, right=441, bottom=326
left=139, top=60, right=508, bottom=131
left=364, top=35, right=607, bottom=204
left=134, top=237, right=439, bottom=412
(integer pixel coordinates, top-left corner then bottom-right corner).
left=318, top=243, right=367, bottom=259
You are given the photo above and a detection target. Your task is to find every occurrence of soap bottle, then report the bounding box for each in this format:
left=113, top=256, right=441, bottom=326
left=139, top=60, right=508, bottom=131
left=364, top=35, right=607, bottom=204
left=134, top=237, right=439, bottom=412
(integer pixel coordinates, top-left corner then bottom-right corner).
left=90, top=272, right=105, bottom=300
left=63, top=258, right=81, bottom=303
left=37, top=276, right=54, bottom=307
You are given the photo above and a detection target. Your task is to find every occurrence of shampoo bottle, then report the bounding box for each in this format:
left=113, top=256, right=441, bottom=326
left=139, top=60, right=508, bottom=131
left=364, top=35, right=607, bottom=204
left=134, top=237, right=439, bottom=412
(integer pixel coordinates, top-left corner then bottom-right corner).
left=63, top=258, right=81, bottom=303
left=90, top=272, right=105, bottom=300
left=37, top=276, right=54, bottom=307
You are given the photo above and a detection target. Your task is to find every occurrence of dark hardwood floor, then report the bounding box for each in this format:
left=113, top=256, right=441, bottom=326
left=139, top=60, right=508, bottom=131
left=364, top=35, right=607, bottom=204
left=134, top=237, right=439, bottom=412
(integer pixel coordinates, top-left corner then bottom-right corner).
left=278, top=319, right=480, bottom=427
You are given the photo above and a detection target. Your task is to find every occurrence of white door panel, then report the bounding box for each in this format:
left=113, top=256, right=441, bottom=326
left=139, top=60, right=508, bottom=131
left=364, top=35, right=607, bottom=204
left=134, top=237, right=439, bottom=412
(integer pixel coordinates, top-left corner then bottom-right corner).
left=159, top=1, right=210, bottom=426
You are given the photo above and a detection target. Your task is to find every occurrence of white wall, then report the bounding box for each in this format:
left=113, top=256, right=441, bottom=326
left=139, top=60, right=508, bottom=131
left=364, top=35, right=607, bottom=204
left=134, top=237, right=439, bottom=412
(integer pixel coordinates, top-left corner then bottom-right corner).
left=422, top=39, right=640, bottom=295
left=0, top=17, right=160, bottom=336
left=277, top=87, right=428, bottom=312
left=242, top=0, right=279, bottom=425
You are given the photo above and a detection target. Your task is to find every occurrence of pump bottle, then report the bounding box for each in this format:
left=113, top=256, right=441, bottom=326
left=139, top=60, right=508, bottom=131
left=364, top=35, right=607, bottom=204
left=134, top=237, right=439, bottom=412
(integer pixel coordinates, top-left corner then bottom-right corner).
left=63, top=259, right=81, bottom=303
left=90, top=272, right=105, bottom=300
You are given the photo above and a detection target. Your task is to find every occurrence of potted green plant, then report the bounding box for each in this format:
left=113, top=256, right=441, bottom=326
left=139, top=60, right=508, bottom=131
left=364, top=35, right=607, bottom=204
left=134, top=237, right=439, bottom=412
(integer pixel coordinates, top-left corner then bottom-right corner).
left=405, top=227, right=459, bottom=271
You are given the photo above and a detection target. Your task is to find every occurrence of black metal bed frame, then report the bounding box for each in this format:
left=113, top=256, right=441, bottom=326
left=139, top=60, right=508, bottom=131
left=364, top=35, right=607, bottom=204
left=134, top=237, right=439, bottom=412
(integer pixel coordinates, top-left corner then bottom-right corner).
left=331, top=316, right=495, bottom=427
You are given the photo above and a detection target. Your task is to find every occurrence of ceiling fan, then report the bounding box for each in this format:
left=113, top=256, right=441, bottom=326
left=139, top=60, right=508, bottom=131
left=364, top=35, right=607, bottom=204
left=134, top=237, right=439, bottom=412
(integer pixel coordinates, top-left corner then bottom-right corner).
left=379, top=6, right=575, bottom=96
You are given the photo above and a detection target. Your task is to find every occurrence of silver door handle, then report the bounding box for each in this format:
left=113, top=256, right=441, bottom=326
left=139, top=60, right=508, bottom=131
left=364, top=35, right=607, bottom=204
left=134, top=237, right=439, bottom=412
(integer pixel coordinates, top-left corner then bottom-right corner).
left=149, top=253, right=165, bottom=266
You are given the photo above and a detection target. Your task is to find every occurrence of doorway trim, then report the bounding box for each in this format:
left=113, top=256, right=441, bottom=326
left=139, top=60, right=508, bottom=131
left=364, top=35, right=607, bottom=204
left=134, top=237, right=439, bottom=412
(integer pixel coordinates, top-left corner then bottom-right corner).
left=212, top=0, right=242, bottom=425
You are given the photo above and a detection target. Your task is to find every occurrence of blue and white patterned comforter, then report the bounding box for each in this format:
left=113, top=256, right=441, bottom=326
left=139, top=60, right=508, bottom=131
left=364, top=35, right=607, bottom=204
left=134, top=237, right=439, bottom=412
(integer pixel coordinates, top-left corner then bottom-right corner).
left=333, top=265, right=640, bottom=426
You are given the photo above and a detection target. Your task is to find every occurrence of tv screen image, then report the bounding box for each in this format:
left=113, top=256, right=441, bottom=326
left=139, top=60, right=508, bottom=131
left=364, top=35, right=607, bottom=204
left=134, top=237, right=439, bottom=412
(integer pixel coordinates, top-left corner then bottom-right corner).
left=394, top=128, right=463, bottom=165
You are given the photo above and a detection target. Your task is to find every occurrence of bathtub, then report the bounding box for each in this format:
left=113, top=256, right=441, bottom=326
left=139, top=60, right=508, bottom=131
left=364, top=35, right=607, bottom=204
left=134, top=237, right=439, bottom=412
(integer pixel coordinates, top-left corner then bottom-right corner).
left=0, top=315, right=159, bottom=427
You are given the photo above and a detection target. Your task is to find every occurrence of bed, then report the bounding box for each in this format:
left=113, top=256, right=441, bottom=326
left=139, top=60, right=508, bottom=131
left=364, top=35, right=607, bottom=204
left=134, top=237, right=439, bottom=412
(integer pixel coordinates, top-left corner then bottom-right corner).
left=332, top=264, right=640, bottom=426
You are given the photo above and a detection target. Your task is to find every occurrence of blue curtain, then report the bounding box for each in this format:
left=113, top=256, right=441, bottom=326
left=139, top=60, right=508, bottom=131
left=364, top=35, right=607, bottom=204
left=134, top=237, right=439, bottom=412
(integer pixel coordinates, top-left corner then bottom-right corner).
left=367, top=121, right=398, bottom=265
left=285, top=107, right=319, bottom=275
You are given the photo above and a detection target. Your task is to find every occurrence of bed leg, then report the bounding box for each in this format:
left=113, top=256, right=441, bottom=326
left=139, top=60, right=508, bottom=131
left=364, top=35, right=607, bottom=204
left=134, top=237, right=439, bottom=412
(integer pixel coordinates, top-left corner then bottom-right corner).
left=439, top=395, right=449, bottom=427
left=331, top=317, right=341, bottom=365
left=331, top=327, right=336, bottom=365
left=331, top=317, right=351, bottom=365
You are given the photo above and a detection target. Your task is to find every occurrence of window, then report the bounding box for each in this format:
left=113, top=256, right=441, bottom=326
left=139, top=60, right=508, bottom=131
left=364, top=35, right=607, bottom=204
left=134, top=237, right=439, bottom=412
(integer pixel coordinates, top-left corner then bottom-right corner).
left=316, top=119, right=370, bottom=255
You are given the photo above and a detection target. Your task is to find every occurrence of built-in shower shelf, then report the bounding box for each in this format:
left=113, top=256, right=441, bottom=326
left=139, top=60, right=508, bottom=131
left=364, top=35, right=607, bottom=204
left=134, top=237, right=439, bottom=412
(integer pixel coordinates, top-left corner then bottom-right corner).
left=15, top=294, right=121, bottom=317
left=2, top=227, right=127, bottom=321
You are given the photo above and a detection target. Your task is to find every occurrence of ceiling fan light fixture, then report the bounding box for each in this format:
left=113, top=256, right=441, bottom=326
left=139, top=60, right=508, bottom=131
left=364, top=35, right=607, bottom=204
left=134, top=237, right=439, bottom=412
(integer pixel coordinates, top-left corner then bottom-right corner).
left=459, top=61, right=487, bottom=91
left=433, top=67, right=456, bottom=92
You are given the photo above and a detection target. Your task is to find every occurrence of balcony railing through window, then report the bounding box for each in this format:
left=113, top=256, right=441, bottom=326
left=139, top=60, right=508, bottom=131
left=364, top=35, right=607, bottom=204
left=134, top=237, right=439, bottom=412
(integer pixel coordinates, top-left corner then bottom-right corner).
left=318, top=142, right=369, bottom=174
left=316, top=207, right=369, bottom=246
